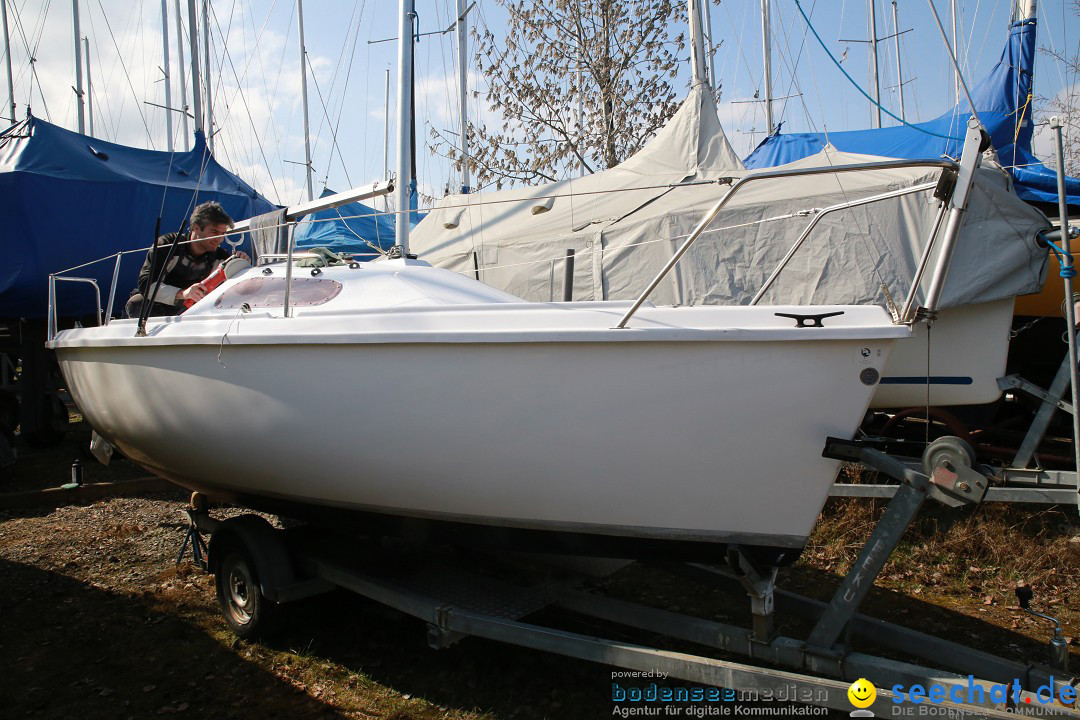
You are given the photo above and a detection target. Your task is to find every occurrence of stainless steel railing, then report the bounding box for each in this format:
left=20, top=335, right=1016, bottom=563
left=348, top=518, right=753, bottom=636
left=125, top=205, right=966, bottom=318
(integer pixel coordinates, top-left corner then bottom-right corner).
left=614, top=157, right=961, bottom=329
left=47, top=275, right=103, bottom=342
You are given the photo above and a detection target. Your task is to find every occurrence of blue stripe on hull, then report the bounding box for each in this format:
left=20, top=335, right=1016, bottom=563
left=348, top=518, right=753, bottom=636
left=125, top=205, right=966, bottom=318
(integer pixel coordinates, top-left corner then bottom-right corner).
left=879, top=376, right=974, bottom=386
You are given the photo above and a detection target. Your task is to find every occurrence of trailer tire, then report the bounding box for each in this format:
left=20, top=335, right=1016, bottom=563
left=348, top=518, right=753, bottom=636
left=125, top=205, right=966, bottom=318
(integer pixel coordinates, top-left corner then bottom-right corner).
left=215, top=540, right=280, bottom=640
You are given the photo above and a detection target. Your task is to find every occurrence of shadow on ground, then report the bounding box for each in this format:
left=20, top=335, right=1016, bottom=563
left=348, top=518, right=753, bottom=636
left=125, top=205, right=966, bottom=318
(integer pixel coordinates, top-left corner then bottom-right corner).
left=0, top=558, right=348, bottom=720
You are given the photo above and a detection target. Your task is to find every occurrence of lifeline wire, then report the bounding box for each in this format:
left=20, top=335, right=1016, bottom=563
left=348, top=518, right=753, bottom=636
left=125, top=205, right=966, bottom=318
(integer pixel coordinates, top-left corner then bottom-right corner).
left=792, top=0, right=963, bottom=141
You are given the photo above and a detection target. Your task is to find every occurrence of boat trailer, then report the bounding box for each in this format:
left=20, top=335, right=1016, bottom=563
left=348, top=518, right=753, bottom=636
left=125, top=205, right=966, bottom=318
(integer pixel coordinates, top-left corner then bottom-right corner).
left=182, top=438, right=1078, bottom=718
left=831, top=347, right=1080, bottom=508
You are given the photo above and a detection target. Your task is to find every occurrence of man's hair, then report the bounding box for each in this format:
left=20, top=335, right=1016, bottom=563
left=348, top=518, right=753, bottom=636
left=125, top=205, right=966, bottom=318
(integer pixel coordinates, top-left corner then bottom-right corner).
left=190, top=201, right=234, bottom=230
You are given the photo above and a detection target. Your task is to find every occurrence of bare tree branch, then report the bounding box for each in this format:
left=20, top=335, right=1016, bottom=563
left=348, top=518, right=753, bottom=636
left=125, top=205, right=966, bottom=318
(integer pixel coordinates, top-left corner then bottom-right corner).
left=431, top=0, right=704, bottom=190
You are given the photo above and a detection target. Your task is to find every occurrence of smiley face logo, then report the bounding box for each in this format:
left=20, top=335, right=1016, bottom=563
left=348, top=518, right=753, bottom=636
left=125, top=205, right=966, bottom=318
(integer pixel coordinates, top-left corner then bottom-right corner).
left=848, top=678, right=877, bottom=709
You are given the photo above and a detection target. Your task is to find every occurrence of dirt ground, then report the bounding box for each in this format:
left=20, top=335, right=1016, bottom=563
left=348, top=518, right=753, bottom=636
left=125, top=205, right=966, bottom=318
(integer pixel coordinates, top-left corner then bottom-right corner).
left=1, top=421, right=1079, bottom=719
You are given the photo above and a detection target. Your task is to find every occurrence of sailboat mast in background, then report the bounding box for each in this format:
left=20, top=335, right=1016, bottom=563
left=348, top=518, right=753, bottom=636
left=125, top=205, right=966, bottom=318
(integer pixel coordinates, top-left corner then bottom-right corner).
left=202, top=0, right=213, bottom=152
left=82, top=36, right=93, bottom=136
left=186, top=0, right=203, bottom=138
left=687, top=0, right=706, bottom=86
left=456, top=0, right=470, bottom=194
left=761, top=0, right=774, bottom=135
left=892, top=0, right=905, bottom=122
left=395, top=0, right=415, bottom=254
left=868, top=0, right=881, bottom=128
left=71, top=0, right=85, bottom=134
left=161, top=0, right=173, bottom=152
left=174, top=0, right=190, bottom=150
left=297, top=0, right=313, bottom=201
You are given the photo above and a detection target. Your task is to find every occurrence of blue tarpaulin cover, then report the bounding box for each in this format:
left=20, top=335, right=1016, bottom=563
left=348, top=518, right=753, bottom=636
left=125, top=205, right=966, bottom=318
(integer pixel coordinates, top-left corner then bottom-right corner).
left=744, top=18, right=1080, bottom=208
left=0, top=117, right=277, bottom=318
left=293, top=188, right=397, bottom=259
left=292, top=187, right=427, bottom=259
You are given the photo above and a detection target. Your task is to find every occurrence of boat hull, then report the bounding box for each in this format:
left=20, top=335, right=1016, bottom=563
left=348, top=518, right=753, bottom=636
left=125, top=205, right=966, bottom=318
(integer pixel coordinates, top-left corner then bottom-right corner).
left=57, top=321, right=898, bottom=555
left=873, top=298, right=1015, bottom=408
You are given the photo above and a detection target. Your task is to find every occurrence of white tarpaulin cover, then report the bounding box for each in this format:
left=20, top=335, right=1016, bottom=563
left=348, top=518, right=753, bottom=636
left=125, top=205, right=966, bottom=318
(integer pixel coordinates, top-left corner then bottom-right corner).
left=411, top=86, right=1050, bottom=311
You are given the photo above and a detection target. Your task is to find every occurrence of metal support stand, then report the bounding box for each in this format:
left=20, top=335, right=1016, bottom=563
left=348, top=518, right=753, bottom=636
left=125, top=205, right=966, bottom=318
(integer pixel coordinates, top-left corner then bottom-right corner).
left=177, top=507, right=209, bottom=570
left=811, top=437, right=989, bottom=652
left=1005, top=327, right=1080, bottom=469
left=730, top=548, right=778, bottom=643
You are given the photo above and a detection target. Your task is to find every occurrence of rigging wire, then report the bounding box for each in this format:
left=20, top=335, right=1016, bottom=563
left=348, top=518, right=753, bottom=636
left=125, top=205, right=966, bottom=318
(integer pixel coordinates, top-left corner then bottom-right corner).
left=250, top=0, right=288, bottom=199
left=718, top=0, right=760, bottom=100
left=93, top=0, right=155, bottom=145
left=323, top=0, right=367, bottom=192
left=212, top=0, right=282, bottom=126
left=82, top=4, right=116, bottom=141
left=771, top=0, right=817, bottom=132
left=307, top=0, right=363, bottom=187
left=790, top=3, right=899, bottom=316
left=306, top=51, right=354, bottom=189
left=206, top=0, right=285, bottom=200
left=306, top=0, right=368, bottom=192
left=8, top=0, right=51, bottom=120
left=210, top=6, right=283, bottom=202
left=209, top=1, right=262, bottom=193
left=434, top=0, right=458, bottom=194
left=898, top=4, right=922, bottom=122
left=793, top=0, right=963, bottom=140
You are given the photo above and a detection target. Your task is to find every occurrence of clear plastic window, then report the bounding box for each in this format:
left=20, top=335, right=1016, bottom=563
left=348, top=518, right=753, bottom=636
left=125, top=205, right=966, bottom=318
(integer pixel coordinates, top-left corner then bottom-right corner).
left=214, top=277, right=343, bottom=309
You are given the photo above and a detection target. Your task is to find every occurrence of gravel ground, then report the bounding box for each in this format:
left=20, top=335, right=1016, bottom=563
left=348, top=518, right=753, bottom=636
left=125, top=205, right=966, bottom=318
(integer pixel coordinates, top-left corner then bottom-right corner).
left=1, top=434, right=1077, bottom=719
left=0, top=493, right=624, bottom=720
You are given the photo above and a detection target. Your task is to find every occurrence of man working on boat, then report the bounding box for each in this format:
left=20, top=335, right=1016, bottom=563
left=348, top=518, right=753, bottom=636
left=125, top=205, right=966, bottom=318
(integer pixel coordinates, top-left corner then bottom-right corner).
left=124, top=201, right=250, bottom=318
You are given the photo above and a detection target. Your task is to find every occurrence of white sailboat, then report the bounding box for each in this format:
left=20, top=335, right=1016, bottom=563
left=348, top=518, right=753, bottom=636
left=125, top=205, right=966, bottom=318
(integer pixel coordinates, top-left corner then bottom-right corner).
left=46, top=2, right=991, bottom=561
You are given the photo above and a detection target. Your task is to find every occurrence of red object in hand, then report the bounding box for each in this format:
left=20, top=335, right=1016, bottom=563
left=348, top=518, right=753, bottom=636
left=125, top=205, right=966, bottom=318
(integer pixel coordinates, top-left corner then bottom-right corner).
left=183, top=256, right=251, bottom=308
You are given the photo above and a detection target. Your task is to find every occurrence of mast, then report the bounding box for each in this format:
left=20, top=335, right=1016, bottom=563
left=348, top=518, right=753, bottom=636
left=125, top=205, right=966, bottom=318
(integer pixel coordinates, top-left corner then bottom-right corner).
left=1011, top=1, right=1036, bottom=24
left=174, top=0, right=190, bottom=150
left=891, top=0, right=905, bottom=122
left=383, top=68, right=390, bottom=180
left=72, top=0, right=85, bottom=134
left=186, top=0, right=203, bottom=138
left=703, top=0, right=716, bottom=90
left=456, top=0, right=469, bottom=194
left=395, top=0, right=415, bottom=254
left=297, top=0, right=313, bottom=201
left=83, top=36, right=93, bottom=136
left=2, top=0, right=15, bottom=122
left=761, top=0, right=774, bottom=135
left=868, top=0, right=881, bottom=128
left=161, top=0, right=173, bottom=152
left=687, top=0, right=706, bottom=86
left=202, top=0, right=213, bottom=152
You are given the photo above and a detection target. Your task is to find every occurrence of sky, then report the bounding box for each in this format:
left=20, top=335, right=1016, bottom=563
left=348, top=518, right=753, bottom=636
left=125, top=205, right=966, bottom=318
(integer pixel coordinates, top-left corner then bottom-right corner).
left=3, top=0, right=1079, bottom=208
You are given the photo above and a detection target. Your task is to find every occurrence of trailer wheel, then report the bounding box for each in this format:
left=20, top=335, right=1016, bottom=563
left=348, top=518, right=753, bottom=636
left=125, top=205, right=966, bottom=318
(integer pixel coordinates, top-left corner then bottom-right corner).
left=215, top=541, right=279, bottom=640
